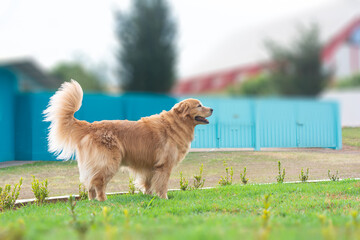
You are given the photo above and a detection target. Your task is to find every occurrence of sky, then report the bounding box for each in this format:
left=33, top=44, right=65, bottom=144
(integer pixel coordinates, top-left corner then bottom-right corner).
left=0, top=0, right=337, bottom=83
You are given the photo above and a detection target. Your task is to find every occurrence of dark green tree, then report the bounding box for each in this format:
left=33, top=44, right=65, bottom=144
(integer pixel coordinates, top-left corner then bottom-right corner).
left=116, top=0, right=177, bottom=93
left=265, top=25, right=331, bottom=96
left=51, top=62, right=105, bottom=91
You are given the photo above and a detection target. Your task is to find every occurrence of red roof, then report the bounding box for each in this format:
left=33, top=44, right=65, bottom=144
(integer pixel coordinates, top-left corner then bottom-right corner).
left=173, top=17, right=360, bottom=95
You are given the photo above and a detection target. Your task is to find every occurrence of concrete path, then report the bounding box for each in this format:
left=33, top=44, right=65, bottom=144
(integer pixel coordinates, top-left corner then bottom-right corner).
left=0, top=161, right=37, bottom=169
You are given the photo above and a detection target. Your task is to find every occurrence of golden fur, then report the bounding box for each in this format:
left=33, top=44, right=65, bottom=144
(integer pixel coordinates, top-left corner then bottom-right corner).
left=44, top=80, right=213, bottom=201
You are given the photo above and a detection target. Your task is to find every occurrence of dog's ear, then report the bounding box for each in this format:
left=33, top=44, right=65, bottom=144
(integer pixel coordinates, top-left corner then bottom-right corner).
left=173, top=101, right=189, bottom=114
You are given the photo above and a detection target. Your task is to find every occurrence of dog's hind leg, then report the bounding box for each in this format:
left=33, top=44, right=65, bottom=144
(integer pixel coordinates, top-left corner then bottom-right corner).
left=91, top=175, right=107, bottom=201
left=88, top=188, right=96, bottom=200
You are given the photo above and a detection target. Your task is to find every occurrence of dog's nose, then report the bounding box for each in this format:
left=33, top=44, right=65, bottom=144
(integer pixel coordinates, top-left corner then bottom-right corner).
left=210, top=108, right=213, bottom=113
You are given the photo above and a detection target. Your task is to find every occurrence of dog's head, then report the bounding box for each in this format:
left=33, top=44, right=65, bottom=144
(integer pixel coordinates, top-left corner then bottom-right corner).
left=173, top=98, right=213, bottom=125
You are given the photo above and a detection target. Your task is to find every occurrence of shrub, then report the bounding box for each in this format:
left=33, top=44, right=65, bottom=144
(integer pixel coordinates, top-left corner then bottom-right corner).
left=299, top=168, right=309, bottom=182
left=128, top=177, right=136, bottom=194
left=240, top=167, right=249, bottom=185
left=334, top=74, right=360, bottom=89
left=31, top=176, right=49, bottom=204
left=258, top=194, right=271, bottom=240
left=328, top=170, right=339, bottom=181
left=193, top=164, right=205, bottom=189
left=228, top=74, right=277, bottom=96
left=179, top=172, right=189, bottom=191
left=0, top=178, right=23, bottom=211
left=79, top=184, right=88, bottom=200
left=276, top=161, right=286, bottom=183
left=68, top=195, right=94, bottom=240
left=219, top=161, right=233, bottom=186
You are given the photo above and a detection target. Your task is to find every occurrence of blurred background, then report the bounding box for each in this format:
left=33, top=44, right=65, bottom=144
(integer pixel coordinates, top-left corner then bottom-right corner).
left=0, top=0, right=359, bottom=125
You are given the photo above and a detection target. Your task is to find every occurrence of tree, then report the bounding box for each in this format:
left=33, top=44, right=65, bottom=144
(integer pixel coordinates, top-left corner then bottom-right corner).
left=265, top=25, right=331, bottom=96
left=115, top=0, right=177, bottom=93
left=51, top=62, right=105, bottom=91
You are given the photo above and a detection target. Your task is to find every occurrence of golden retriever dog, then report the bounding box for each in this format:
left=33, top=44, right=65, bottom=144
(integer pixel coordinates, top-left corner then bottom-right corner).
left=44, top=80, right=213, bottom=201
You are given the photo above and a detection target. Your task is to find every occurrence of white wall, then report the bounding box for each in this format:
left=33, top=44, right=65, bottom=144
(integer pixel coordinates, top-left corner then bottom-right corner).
left=322, top=89, right=360, bottom=126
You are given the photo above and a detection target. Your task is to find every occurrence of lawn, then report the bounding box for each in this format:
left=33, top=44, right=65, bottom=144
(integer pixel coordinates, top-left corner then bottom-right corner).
left=1, top=180, right=360, bottom=240
left=1, top=128, right=360, bottom=239
left=343, top=127, right=360, bottom=147
left=1, top=149, right=360, bottom=199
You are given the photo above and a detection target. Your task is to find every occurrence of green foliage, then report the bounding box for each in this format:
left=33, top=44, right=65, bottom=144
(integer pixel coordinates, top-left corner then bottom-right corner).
left=68, top=195, right=94, bottom=240
left=276, top=161, right=286, bottom=183
left=1, top=180, right=360, bottom=239
left=228, top=74, right=277, bottom=96
left=0, top=178, right=23, bottom=211
left=128, top=177, right=136, bottom=194
left=51, top=62, right=105, bottom=91
left=78, top=184, right=88, bottom=200
left=219, top=161, right=233, bottom=186
left=265, top=24, right=331, bottom=96
left=0, top=219, right=25, bottom=240
left=299, top=168, right=309, bottom=182
left=334, top=74, right=360, bottom=89
left=240, top=167, right=249, bottom=185
left=31, top=176, right=49, bottom=204
left=193, top=163, right=205, bottom=189
left=179, top=172, right=189, bottom=191
left=328, top=170, right=339, bottom=181
left=115, top=0, right=177, bottom=93
left=258, top=194, right=271, bottom=240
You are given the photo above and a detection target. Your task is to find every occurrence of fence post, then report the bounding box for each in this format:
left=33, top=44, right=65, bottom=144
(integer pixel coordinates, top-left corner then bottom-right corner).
left=253, top=100, right=260, bottom=151
left=333, top=102, right=342, bottom=150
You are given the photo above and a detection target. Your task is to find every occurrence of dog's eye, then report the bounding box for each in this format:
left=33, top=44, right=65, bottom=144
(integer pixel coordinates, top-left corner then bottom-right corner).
left=197, top=104, right=202, bottom=107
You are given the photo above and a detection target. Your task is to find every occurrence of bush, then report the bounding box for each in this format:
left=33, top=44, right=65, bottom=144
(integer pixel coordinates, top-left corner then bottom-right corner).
left=193, top=164, right=205, bottom=189
left=276, top=161, right=286, bottom=183
left=31, top=176, right=49, bottom=204
left=0, top=178, right=23, bottom=211
left=334, top=74, right=360, bottom=89
left=179, top=172, right=189, bottom=191
left=68, top=195, right=94, bottom=240
left=128, top=177, right=136, bottom=194
left=78, top=184, right=88, bottom=200
left=299, top=168, right=309, bottom=182
left=240, top=167, right=249, bottom=185
left=219, top=161, right=233, bottom=186
left=328, top=170, right=339, bottom=181
left=228, top=74, right=276, bottom=96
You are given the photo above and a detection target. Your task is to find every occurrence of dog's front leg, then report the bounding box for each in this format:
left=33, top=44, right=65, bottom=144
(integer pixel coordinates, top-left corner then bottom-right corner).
left=151, top=165, right=171, bottom=199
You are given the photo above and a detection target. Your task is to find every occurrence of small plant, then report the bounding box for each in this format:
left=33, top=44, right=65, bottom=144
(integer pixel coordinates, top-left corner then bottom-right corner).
left=128, top=177, right=136, bottom=194
left=299, top=168, right=309, bottom=182
left=31, top=175, right=49, bottom=205
left=240, top=167, right=249, bottom=185
left=193, top=163, right=205, bottom=189
left=0, top=178, right=23, bottom=211
left=179, top=172, right=189, bottom=191
left=68, top=195, right=94, bottom=240
left=276, top=161, right=286, bottom=183
left=219, top=161, right=233, bottom=186
left=78, top=184, right=88, bottom=200
left=258, top=194, right=271, bottom=240
left=328, top=170, right=339, bottom=181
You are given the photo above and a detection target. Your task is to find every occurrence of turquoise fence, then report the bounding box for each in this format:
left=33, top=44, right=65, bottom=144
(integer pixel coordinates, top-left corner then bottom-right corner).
left=190, top=98, right=341, bottom=150
left=0, top=91, right=341, bottom=162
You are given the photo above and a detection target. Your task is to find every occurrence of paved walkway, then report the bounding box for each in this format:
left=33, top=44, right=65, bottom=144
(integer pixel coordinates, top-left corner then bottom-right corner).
left=0, top=161, right=37, bottom=169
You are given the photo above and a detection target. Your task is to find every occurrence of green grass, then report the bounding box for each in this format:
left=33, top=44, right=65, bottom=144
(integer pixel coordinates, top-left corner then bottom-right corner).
left=343, top=127, right=360, bottom=147
left=1, top=180, right=360, bottom=240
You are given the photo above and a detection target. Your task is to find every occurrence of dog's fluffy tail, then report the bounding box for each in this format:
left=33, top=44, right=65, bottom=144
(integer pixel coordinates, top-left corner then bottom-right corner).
left=43, top=79, right=84, bottom=160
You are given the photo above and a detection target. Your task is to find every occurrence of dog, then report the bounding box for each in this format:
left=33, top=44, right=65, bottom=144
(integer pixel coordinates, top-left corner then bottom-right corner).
left=43, top=80, right=213, bottom=201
